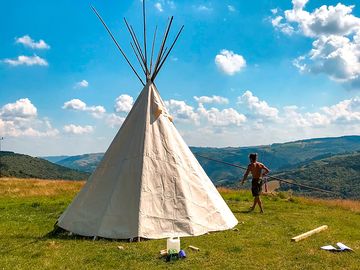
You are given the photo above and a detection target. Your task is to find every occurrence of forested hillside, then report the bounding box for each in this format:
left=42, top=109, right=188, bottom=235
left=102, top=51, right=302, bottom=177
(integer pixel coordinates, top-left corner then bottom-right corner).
left=0, top=152, right=89, bottom=180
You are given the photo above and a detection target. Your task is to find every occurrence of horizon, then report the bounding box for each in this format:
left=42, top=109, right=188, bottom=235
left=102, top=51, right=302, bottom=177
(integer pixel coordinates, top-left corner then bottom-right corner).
left=1, top=0, right=360, bottom=156
left=1, top=134, right=358, bottom=157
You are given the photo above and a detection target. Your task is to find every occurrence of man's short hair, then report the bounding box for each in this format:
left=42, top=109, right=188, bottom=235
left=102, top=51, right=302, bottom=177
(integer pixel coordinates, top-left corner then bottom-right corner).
left=249, top=153, right=257, bottom=161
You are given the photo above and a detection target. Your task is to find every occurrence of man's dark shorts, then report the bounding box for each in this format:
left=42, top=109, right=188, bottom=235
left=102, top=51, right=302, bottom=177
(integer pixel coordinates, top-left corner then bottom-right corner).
left=251, top=178, right=263, bottom=197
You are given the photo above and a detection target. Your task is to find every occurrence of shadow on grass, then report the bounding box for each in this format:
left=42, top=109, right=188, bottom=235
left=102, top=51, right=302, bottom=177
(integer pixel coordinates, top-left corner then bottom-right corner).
left=44, top=225, right=148, bottom=243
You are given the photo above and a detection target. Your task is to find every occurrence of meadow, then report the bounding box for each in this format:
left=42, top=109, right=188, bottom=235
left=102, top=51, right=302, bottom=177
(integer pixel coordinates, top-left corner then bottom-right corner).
left=1, top=178, right=359, bottom=270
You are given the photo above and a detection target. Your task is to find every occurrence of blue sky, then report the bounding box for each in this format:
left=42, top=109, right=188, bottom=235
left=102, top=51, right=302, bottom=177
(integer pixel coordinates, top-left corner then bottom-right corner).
left=1, top=0, right=360, bottom=156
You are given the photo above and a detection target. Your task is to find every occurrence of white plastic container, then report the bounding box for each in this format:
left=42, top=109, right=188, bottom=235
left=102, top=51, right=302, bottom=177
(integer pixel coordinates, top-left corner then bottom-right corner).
left=167, top=237, right=180, bottom=252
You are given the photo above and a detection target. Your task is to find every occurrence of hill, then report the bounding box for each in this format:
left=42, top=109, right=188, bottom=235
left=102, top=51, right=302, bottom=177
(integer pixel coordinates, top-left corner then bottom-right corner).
left=0, top=179, right=359, bottom=269
left=41, top=155, right=70, bottom=163
left=49, top=136, right=360, bottom=179
left=0, top=151, right=89, bottom=180
left=192, top=135, right=360, bottom=184
left=274, top=151, right=360, bottom=199
left=56, top=153, right=103, bottom=173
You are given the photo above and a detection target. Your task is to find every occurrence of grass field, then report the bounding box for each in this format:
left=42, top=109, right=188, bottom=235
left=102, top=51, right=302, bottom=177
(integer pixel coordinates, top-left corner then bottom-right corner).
left=1, top=178, right=359, bottom=270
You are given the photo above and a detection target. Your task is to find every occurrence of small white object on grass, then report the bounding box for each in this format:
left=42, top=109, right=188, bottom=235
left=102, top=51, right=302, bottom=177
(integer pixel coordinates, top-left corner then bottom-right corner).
left=321, top=243, right=353, bottom=252
left=117, top=246, right=124, bottom=250
left=321, top=245, right=338, bottom=251
left=337, top=242, right=353, bottom=251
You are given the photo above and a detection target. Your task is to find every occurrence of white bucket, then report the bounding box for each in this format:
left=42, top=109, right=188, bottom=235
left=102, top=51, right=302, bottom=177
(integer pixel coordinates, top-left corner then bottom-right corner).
left=167, top=237, right=180, bottom=252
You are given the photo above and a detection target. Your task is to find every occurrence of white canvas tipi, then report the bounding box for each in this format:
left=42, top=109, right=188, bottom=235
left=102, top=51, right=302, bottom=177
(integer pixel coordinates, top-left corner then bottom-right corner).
left=57, top=3, right=238, bottom=239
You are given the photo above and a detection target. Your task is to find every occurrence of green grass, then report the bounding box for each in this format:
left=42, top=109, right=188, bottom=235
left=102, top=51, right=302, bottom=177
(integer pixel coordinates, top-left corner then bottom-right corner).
left=1, top=179, right=359, bottom=270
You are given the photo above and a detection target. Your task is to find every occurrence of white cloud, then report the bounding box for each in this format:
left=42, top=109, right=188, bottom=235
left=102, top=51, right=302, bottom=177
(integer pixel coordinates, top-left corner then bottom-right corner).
left=154, top=0, right=175, bottom=12
left=271, top=16, right=294, bottom=35
left=2, top=55, right=48, bottom=66
left=15, top=35, right=50, bottom=49
left=295, top=34, right=360, bottom=82
left=62, top=97, right=131, bottom=128
left=74, top=80, right=89, bottom=89
left=197, top=103, right=246, bottom=126
left=115, top=94, right=134, bottom=113
left=62, top=99, right=106, bottom=119
left=271, top=8, right=278, bottom=15
left=195, top=5, right=213, bottom=12
left=105, top=113, right=126, bottom=128
left=322, top=97, right=360, bottom=123
left=63, top=124, right=94, bottom=135
left=63, top=99, right=86, bottom=111
left=282, top=105, right=330, bottom=127
left=88, top=106, right=106, bottom=118
left=165, top=99, right=199, bottom=123
left=215, top=49, right=246, bottom=75
left=0, top=98, right=58, bottom=137
left=228, top=5, right=236, bottom=12
left=194, top=95, right=229, bottom=105
left=272, top=1, right=360, bottom=88
left=284, top=2, right=360, bottom=38
left=239, top=91, right=279, bottom=119
left=1, top=98, right=37, bottom=119
left=154, top=2, right=163, bottom=12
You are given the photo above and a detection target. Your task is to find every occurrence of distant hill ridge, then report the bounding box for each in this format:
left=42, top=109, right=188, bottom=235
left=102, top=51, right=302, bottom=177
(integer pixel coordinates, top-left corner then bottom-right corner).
left=274, top=151, right=360, bottom=199
left=40, top=135, right=360, bottom=199
left=0, top=151, right=89, bottom=180
left=45, top=136, right=360, bottom=175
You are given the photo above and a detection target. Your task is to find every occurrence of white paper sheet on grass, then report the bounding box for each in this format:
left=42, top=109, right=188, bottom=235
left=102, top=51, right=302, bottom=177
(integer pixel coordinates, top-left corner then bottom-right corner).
left=321, top=242, right=353, bottom=252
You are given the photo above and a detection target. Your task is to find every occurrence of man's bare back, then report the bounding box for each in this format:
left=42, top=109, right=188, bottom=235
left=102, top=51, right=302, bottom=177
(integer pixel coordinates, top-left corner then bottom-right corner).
left=247, top=162, right=268, bottom=179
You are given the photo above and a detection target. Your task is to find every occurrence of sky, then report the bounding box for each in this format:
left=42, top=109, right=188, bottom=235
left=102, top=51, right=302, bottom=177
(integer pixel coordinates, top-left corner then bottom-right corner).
left=1, top=0, right=360, bottom=156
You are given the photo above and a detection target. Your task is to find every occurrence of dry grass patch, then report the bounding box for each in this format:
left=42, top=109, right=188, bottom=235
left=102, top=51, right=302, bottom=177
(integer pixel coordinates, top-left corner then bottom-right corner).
left=300, top=197, right=360, bottom=213
left=0, top=177, right=84, bottom=197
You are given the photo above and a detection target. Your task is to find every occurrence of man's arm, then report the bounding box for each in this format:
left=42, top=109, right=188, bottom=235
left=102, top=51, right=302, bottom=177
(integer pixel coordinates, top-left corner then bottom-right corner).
left=260, top=163, right=270, bottom=177
left=240, top=165, right=251, bottom=185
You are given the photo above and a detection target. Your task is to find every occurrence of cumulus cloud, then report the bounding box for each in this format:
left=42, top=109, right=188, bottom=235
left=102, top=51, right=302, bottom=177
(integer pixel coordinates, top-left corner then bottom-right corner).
left=239, top=91, right=279, bottom=119
left=283, top=105, right=330, bottom=127
left=62, top=99, right=106, bottom=118
left=215, top=49, right=246, bottom=75
left=197, top=103, right=246, bottom=126
left=15, top=35, right=50, bottom=49
left=2, top=55, right=48, bottom=66
left=105, top=113, right=126, bottom=128
left=0, top=98, right=58, bottom=137
left=194, top=95, right=229, bottom=105
left=165, top=99, right=199, bottom=123
left=322, top=97, right=360, bottom=122
left=63, top=124, right=94, bottom=135
left=271, top=1, right=360, bottom=88
left=74, top=80, right=89, bottom=89
left=271, top=16, right=295, bottom=35
left=284, top=1, right=360, bottom=38
left=63, top=99, right=86, bottom=111
left=62, top=96, right=131, bottom=128
left=1, top=98, right=37, bottom=119
left=295, top=34, right=360, bottom=82
left=115, top=94, right=134, bottom=113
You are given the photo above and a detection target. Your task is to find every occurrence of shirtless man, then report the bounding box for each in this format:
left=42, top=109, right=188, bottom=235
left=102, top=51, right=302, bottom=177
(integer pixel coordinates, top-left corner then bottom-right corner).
left=240, top=153, right=270, bottom=213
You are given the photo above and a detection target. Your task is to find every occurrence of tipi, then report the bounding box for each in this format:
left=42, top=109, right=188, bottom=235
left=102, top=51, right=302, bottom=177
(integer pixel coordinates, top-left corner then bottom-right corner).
left=57, top=2, right=238, bottom=239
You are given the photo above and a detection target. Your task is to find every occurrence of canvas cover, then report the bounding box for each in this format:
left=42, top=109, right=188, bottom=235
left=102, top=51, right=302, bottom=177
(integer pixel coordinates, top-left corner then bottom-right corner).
left=58, top=82, right=238, bottom=239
